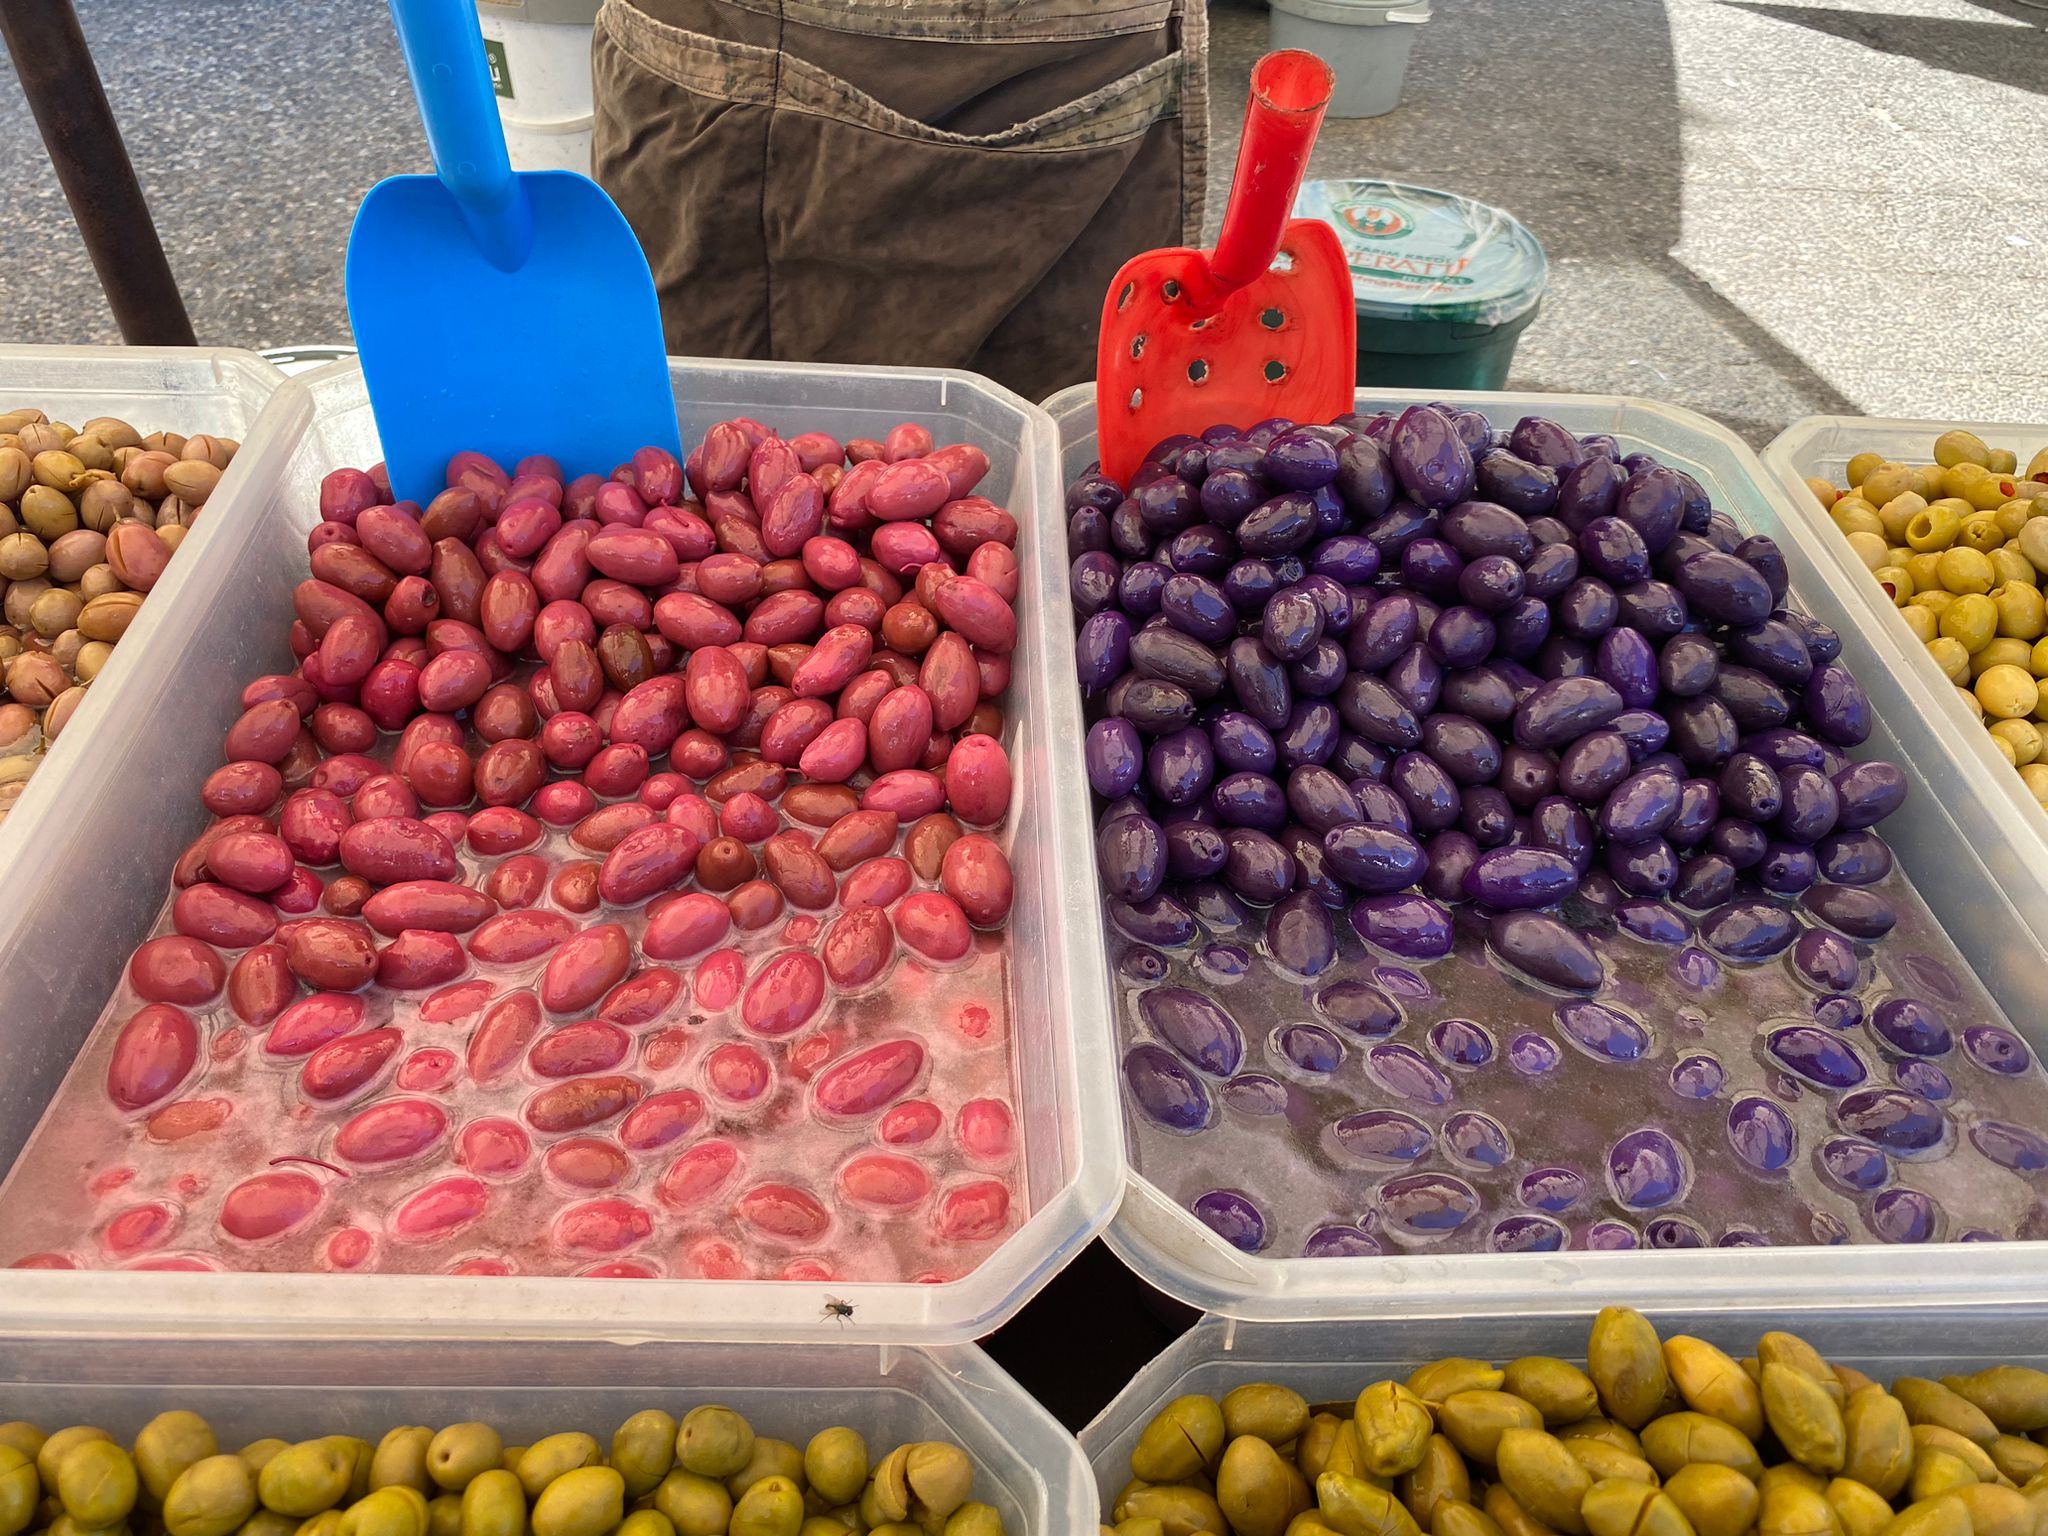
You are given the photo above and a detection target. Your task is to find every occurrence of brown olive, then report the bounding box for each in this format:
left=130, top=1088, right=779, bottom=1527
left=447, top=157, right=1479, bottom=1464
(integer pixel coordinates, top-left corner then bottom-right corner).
left=78, top=480, right=134, bottom=531
left=0, top=533, right=49, bottom=581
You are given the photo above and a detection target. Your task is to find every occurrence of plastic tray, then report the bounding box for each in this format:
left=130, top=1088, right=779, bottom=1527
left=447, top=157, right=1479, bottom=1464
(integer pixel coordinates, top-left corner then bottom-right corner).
left=1081, top=1304, right=2048, bottom=1512
left=1044, top=383, right=2048, bottom=1321
left=0, top=343, right=291, bottom=878
left=0, top=1333, right=1092, bottom=1536
left=0, top=357, right=1118, bottom=1344
left=1763, top=415, right=2048, bottom=971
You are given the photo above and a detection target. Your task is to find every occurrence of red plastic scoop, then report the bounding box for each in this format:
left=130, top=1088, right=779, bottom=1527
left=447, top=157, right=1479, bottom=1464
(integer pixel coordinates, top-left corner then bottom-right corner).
left=1095, top=50, right=1357, bottom=484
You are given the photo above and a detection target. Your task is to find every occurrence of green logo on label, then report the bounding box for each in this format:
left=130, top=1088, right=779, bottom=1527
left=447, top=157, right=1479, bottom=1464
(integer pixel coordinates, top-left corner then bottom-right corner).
left=484, top=38, right=513, bottom=99
left=1339, top=203, right=1408, bottom=240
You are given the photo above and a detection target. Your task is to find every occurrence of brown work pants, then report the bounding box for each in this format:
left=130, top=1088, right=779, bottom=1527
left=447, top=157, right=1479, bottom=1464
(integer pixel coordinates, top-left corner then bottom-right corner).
left=591, top=0, right=1207, bottom=404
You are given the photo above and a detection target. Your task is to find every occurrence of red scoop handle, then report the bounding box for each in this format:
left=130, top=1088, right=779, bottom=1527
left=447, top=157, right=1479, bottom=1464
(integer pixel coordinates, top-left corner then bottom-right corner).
left=1197, top=51, right=1334, bottom=310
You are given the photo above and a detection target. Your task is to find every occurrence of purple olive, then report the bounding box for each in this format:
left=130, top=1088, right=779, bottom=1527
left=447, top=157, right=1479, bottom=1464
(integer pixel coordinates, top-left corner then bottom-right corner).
left=1076, top=611, right=1134, bottom=692
left=1418, top=713, right=1502, bottom=786
left=1267, top=892, right=1338, bottom=976
left=1332, top=732, right=1390, bottom=783
left=1458, top=554, right=1526, bottom=613
left=1287, top=765, right=1364, bottom=833
left=1964, top=1026, right=2032, bottom=1076
left=1556, top=457, right=1624, bottom=531
left=1658, top=633, right=1720, bottom=697
left=1276, top=699, right=1340, bottom=769
left=1133, top=473, right=1199, bottom=536
left=1727, top=1095, right=1796, bottom=1172
left=1668, top=780, right=1720, bottom=845
left=1423, top=830, right=1482, bottom=904
left=1776, top=763, right=1841, bottom=843
left=1429, top=606, right=1497, bottom=669
left=1537, top=641, right=1592, bottom=682
left=1361, top=500, right=1435, bottom=559
left=1260, top=586, right=1324, bottom=661
left=1599, top=766, right=1682, bottom=843
left=1674, top=549, right=1773, bottom=627
left=1436, top=501, right=1532, bottom=564
left=1352, top=894, right=1456, bottom=959
left=1211, top=771, right=1288, bottom=830
left=1467, top=846, right=1578, bottom=909
left=1657, top=532, right=1716, bottom=579
left=1309, top=533, right=1382, bottom=585
left=1519, top=1166, right=1587, bottom=1213
left=1070, top=551, right=1121, bottom=617
left=1833, top=760, right=1906, bottom=828
left=1582, top=516, right=1652, bottom=585
left=1146, top=726, right=1216, bottom=804
left=1097, top=811, right=1166, bottom=901
left=1611, top=709, right=1672, bottom=760
left=1513, top=675, right=1625, bottom=750
left=1124, top=1043, right=1213, bottom=1131
left=1159, top=573, right=1235, bottom=645
left=1324, top=823, right=1426, bottom=893
left=1969, top=1121, right=2048, bottom=1172
left=1224, top=558, right=1283, bottom=612
left=1445, top=1110, right=1513, bottom=1169
left=1212, top=711, right=1278, bottom=776
left=1736, top=534, right=1790, bottom=604
left=1475, top=451, right=1559, bottom=516
left=1163, top=818, right=1228, bottom=880
left=1616, top=579, right=1689, bottom=638
left=1530, top=796, right=1597, bottom=872
left=1494, top=597, right=1553, bottom=662
left=1110, top=892, right=1196, bottom=946
left=1509, top=416, right=1583, bottom=472
left=1337, top=673, right=1423, bottom=749
left=1128, top=625, right=1224, bottom=698
left=1346, top=591, right=1420, bottom=672
left=1667, top=694, right=1739, bottom=770
left=1491, top=910, right=1604, bottom=991
left=1462, top=786, right=1515, bottom=846
left=1803, top=882, right=1895, bottom=939
left=1558, top=730, right=1633, bottom=803
left=1501, top=744, right=1560, bottom=807
left=1699, top=898, right=1796, bottom=960
left=1790, top=613, right=1842, bottom=664
left=1279, top=825, right=1346, bottom=907
left=1200, top=467, right=1264, bottom=526
left=1167, top=529, right=1235, bottom=581
left=1354, top=781, right=1413, bottom=832
left=1068, top=506, right=1112, bottom=556
left=1837, top=1087, right=1945, bottom=1152
left=1333, top=1108, right=1432, bottom=1164
left=1449, top=409, right=1495, bottom=455
left=1109, top=503, right=1151, bottom=559
left=1335, top=436, right=1395, bottom=517
left=1225, top=636, right=1293, bottom=729
left=1615, top=467, right=1686, bottom=554
left=1669, top=1053, right=1725, bottom=1099
left=1818, top=829, right=1892, bottom=885
left=1295, top=639, right=1351, bottom=700
left=1727, top=618, right=1814, bottom=687
left=1521, top=543, right=1580, bottom=604
left=1318, top=978, right=1402, bottom=1036
left=1190, top=1188, right=1268, bottom=1252
left=1758, top=842, right=1818, bottom=894
left=1708, top=817, right=1768, bottom=870
left=1236, top=493, right=1319, bottom=557
left=1390, top=405, right=1477, bottom=509
left=1713, top=665, right=1794, bottom=733
left=1606, top=1127, right=1687, bottom=1212
left=1616, top=900, right=1689, bottom=944
left=1391, top=751, right=1462, bottom=832
left=1265, top=428, right=1341, bottom=491
left=1119, top=676, right=1197, bottom=734
left=1605, top=837, right=1678, bottom=896
left=1086, top=718, right=1144, bottom=798
left=1874, top=996, right=1951, bottom=1057
left=1221, top=826, right=1295, bottom=903
left=1444, top=667, right=1519, bottom=726
left=1746, top=727, right=1826, bottom=775
left=1672, top=852, right=1736, bottom=910
left=1402, top=537, right=1468, bottom=604
left=1703, top=513, right=1742, bottom=552
left=1510, top=1032, right=1565, bottom=1076
left=1556, top=578, right=1620, bottom=641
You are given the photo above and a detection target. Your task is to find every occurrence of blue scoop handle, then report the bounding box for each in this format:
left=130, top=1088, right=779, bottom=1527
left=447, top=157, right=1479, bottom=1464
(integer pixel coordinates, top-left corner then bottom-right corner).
left=387, top=0, right=534, bottom=271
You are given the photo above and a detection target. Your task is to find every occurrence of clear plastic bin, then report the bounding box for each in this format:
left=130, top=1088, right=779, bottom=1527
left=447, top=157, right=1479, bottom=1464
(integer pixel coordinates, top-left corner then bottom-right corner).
left=1763, top=415, right=2048, bottom=980
left=1044, top=384, right=2048, bottom=1321
left=0, top=358, right=1118, bottom=1344
left=0, top=1333, right=1093, bottom=1536
left=1080, top=1305, right=2048, bottom=1509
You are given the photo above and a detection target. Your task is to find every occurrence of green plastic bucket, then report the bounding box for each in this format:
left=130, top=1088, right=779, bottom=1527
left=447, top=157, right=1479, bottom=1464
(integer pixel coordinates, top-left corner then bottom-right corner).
left=1295, top=178, right=1548, bottom=391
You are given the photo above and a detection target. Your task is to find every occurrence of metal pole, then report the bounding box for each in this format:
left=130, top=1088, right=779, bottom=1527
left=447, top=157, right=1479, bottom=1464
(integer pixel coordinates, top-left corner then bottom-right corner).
left=0, top=0, right=196, bottom=345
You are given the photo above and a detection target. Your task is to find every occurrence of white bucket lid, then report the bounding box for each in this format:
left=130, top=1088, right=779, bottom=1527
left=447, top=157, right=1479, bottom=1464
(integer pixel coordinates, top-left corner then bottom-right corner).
left=1295, top=177, right=1548, bottom=325
left=1268, top=0, right=1430, bottom=26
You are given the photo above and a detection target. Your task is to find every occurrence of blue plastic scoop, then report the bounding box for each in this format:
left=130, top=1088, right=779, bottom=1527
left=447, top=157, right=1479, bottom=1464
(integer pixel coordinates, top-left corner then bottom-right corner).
left=345, top=0, right=681, bottom=503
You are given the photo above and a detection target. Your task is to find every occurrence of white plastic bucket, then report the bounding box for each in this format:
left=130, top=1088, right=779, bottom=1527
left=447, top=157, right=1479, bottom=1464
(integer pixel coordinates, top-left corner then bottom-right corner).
left=1267, top=0, right=1430, bottom=118
left=476, top=0, right=599, bottom=176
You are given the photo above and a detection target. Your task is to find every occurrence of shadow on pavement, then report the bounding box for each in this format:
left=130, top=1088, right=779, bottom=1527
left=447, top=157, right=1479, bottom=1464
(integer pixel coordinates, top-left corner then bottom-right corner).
left=1719, top=1, right=2047, bottom=95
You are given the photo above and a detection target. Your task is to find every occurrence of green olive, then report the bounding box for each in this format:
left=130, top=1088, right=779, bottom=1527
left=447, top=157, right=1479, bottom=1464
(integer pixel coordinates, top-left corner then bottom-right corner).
left=1661, top=1338, right=1765, bottom=1442
left=1897, top=1377, right=2000, bottom=1444
left=1225, top=1385, right=1312, bottom=1447
left=241, top=1444, right=289, bottom=1478
left=1397, top=1436, right=1470, bottom=1532
left=1842, top=1389, right=1913, bottom=1500
left=513, top=1438, right=598, bottom=1504
left=1939, top=545, right=1999, bottom=595
left=1911, top=1426, right=1999, bottom=1483
left=1640, top=1413, right=1763, bottom=1482
left=1901, top=604, right=1940, bottom=643
left=1759, top=1465, right=1826, bottom=1503
left=1957, top=516, right=2007, bottom=555
left=1873, top=565, right=1915, bottom=604
left=338, top=1487, right=425, bottom=1536
left=1407, top=1362, right=1505, bottom=1405
left=369, top=1433, right=434, bottom=1498
left=425, top=1429, right=503, bottom=1497
left=608, top=1412, right=676, bottom=1501
left=1825, top=1479, right=1895, bottom=1536
left=728, top=1476, right=804, bottom=1536
left=335, top=1440, right=375, bottom=1506
left=1936, top=431, right=1992, bottom=469
left=1356, top=1384, right=1436, bottom=1479
left=0, top=1427, right=45, bottom=1466
left=616, top=1512, right=672, bottom=1536
left=1758, top=1479, right=1840, bottom=1536
left=258, top=1443, right=356, bottom=1520
left=726, top=1440, right=803, bottom=1502
left=1323, top=1421, right=1370, bottom=1482
left=1847, top=532, right=1889, bottom=571
left=1907, top=504, right=1964, bottom=552
left=1945, top=1369, right=2048, bottom=1434
left=1949, top=1485, right=2033, bottom=1536
left=1432, top=1502, right=1507, bottom=1536
left=1316, top=1472, right=1421, bottom=1536
left=1481, top=1485, right=1555, bottom=1536
left=1971, top=636, right=2033, bottom=677
left=1297, top=1417, right=1342, bottom=1486
left=425, top=1495, right=461, bottom=1536
left=1906, top=1450, right=1978, bottom=1503
left=1435, top=1393, right=1541, bottom=1468
left=905, top=1443, right=973, bottom=1524
left=1941, top=594, right=1999, bottom=653
left=58, top=1440, right=138, bottom=1527
left=2019, top=519, right=2048, bottom=575
left=1834, top=504, right=1885, bottom=539
left=1846, top=453, right=1887, bottom=487
left=1987, top=1434, right=2048, bottom=1485
left=1991, top=546, right=2038, bottom=591
left=1927, top=637, right=1972, bottom=684
left=1132, top=1398, right=1225, bottom=1484
left=1881, top=1496, right=1972, bottom=1536
left=1580, top=1481, right=1692, bottom=1536
left=1502, top=1361, right=1599, bottom=1429
left=1563, top=1443, right=1656, bottom=1487
left=1555, top=1421, right=1644, bottom=1458
left=1218, top=1435, right=1311, bottom=1536
left=1, top=1446, right=43, bottom=1536
left=456, top=1471, right=523, bottom=1536
left=298, top=1510, right=347, bottom=1536
left=40, top=1428, right=116, bottom=1492
left=1492, top=1430, right=1589, bottom=1536
left=1663, top=1465, right=1759, bottom=1536
left=163, top=1457, right=257, bottom=1536
left=800, top=1430, right=866, bottom=1509
left=676, top=1410, right=754, bottom=1483
left=1978, top=663, right=2039, bottom=719
left=240, top=1507, right=302, bottom=1536
left=943, top=1502, right=1004, bottom=1536
left=136, top=1414, right=220, bottom=1508
left=49, top=1513, right=129, bottom=1536
left=1879, top=492, right=1929, bottom=543
left=529, top=1468, right=623, bottom=1536
left=1589, top=1310, right=1673, bottom=1431
left=652, top=1471, right=730, bottom=1536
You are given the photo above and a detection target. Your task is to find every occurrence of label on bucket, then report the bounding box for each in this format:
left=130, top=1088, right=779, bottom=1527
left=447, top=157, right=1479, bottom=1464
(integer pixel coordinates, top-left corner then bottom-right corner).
left=484, top=37, right=514, bottom=98
left=1295, top=178, right=1547, bottom=326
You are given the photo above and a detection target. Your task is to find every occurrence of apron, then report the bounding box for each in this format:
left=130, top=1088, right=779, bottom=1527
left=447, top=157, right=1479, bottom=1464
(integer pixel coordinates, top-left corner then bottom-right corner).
left=591, top=0, right=1207, bottom=403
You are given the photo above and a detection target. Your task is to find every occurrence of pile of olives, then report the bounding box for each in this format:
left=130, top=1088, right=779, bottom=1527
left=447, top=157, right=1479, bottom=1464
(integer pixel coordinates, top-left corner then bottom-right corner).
left=1804, top=432, right=2048, bottom=803
left=1108, top=1308, right=2048, bottom=1536
left=0, top=406, right=237, bottom=825
left=0, top=1405, right=1001, bottom=1536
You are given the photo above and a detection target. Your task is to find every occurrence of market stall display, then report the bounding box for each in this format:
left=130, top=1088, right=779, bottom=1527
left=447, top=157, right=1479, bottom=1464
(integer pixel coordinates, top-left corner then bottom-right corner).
left=1049, top=384, right=2048, bottom=1317
left=1088, top=1309, right=2048, bottom=1536
left=0, top=359, right=1116, bottom=1343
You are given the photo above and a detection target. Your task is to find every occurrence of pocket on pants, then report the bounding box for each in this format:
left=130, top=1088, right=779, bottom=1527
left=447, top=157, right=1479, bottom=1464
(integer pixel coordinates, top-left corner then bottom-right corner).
left=593, top=0, right=1206, bottom=402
